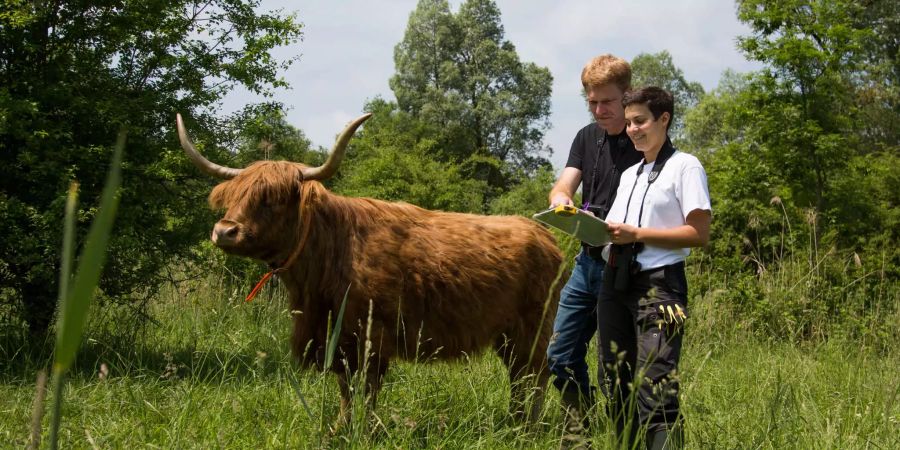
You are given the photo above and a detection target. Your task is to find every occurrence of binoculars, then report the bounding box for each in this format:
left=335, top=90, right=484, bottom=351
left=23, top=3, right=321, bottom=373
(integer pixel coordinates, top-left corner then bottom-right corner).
left=606, top=242, right=645, bottom=291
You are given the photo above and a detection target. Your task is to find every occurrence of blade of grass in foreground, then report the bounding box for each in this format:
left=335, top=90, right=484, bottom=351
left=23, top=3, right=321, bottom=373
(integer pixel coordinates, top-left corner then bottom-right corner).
left=324, top=284, right=351, bottom=370
left=319, top=284, right=351, bottom=443
left=58, top=182, right=79, bottom=325
left=28, top=181, right=79, bottom=450
left=47, top=130, right=126, bottom=450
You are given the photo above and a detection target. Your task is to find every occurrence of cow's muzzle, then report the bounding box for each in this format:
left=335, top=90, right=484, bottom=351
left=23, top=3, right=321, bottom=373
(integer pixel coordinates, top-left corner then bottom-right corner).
left=212, top=220, right=241, bottom=247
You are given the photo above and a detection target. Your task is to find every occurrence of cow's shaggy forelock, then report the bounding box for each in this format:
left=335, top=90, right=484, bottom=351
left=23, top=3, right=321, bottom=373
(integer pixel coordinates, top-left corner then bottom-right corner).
left=209, top=160, right=306, bottom=211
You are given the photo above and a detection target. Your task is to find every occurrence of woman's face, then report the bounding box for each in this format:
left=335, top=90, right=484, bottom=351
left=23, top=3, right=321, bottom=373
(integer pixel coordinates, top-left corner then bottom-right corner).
left=624, top=103, right=669, bottom=153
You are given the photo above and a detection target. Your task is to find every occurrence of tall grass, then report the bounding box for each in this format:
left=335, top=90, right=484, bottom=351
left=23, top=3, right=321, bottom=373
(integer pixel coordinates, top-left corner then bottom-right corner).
left=1, top=251, right=895, bottom=448
left=690, top=214, right=899, bottom=353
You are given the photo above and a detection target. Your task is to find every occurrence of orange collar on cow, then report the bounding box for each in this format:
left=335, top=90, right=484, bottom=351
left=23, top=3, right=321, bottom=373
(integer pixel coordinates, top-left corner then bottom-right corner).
left=245, top=183, right=315, bottom=302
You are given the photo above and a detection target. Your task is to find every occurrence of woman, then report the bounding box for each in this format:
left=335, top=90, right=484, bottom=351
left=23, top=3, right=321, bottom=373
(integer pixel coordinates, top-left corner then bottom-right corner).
left=597, top=87, right=711, bottom=450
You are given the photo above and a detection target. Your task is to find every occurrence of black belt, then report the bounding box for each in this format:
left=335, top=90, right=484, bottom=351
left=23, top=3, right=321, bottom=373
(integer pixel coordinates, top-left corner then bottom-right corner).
left=635, top=261, right=684, bottom=276
left=584, top=244, right=605, bottom=261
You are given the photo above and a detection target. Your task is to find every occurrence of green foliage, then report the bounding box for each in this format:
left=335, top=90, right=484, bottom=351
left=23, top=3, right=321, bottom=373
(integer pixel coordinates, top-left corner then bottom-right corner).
left=489, top=166, right=555, bottom=216
left=630, top=51, right=705, bottom=138
left=680, top=0, right=899, bottom=344
left=390, top=0, right=554, bottom=192
left=681, top=70, right=749, bottom=159
left=333, top=98, right=487, bottom=213
left=685, top=0, right=898, bottom=256
left=693, top=240, right=899, bottom=347
left=0, top=0, right=303, bottom=333
left=226, top=103, right=323, bottom=167
left=735, top=0, right=875, bottom=214
left=855, top=0, right=899, bottom=151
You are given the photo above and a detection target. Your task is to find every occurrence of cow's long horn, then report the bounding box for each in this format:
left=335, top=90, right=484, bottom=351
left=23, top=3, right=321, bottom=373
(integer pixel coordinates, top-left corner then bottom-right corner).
left=300, top=113, right=373, bottom=181
left=176, top=113, right=244, bottom=180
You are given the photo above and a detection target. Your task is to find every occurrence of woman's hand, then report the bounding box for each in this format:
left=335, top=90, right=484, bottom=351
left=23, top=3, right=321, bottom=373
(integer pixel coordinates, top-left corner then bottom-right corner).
left=606, top=209, right=711, bottom=248
left=607, top=221, right=640, bottom=244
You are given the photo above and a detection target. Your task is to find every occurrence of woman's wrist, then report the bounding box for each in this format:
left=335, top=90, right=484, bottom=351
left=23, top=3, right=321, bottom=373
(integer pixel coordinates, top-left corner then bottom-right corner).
left=633, top=227, right=644, bottom=243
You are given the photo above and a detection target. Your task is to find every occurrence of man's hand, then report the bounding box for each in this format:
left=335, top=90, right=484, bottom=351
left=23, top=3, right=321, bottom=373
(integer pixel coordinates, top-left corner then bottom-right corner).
left=549, top=193, right=574, bottom=208
left=548, top=167, right=581, bottom=208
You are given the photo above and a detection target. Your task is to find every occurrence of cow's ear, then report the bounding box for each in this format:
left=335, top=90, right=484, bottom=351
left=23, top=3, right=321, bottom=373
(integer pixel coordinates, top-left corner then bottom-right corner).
left=209, top=183, right=230, bottom=210
left=294, top=166, right=306, bottom=189
left=297, top=175, right=318, bottom=207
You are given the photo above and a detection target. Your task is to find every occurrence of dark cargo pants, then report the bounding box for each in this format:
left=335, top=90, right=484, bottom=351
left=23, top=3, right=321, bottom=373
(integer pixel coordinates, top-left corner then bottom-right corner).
left=597, top=262, right=687, bottom=446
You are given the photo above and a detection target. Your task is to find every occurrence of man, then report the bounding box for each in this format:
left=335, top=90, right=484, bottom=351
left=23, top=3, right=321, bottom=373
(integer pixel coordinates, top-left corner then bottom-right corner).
left=546, top=54, right=642, bottom=440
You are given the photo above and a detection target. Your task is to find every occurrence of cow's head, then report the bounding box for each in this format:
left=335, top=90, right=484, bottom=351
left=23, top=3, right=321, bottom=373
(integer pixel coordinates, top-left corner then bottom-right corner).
left=176, top=113, right=372, bottom=262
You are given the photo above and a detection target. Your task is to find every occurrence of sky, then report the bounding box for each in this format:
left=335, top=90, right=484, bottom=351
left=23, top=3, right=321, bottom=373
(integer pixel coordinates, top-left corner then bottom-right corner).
left=223, top=0, right=761, bottom=171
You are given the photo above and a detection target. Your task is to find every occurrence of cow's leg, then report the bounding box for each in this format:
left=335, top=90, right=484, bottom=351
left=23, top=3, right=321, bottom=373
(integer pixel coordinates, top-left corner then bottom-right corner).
left=495, top=334, right=549, bottom=425
left=334, top=371, right=353, bottom=432
left=333, top=356, right=389, bottom=432
left=362, top=358, right=389, bottom=414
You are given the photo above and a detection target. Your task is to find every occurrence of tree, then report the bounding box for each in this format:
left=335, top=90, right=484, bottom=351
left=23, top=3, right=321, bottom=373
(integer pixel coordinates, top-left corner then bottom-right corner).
left=856, top=0, right=900, bottom=150
left=684, top=0, right=898, bottom=262
left=735, top=0, right=872, bottom=219
left=225, top=103, right=322, bottom=168
left=675, top=1, right=899, bottom=341
left=630, top=51, right=705, bottom=139
left=488, top=166, right=555, bottom=217
left=0, top=0, right=302, bottom=334
left=333, top=98, right=487, bottom=213
left=390, top=0, right=553, bottom=195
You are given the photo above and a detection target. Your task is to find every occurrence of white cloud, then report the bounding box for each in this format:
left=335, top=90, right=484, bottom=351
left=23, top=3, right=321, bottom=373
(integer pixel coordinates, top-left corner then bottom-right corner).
left=222, top=0, right=761, bottom=170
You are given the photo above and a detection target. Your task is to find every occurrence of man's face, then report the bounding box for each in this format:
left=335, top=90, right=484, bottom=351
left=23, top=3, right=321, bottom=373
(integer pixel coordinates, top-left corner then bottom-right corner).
left=586, top=83, right=626, bottom=132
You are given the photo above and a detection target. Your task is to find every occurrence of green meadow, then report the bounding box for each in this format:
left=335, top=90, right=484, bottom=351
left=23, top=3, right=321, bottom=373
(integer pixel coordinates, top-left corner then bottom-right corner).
left=2, top=256, right=897, bottom=449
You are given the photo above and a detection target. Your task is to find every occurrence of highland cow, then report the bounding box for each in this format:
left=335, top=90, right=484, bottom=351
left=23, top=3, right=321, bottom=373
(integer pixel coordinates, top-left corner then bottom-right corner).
left=176, top=113, right=564, bottom=423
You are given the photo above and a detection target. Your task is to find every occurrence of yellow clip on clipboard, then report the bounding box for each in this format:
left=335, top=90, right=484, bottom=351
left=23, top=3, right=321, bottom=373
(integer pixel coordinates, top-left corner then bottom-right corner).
left=532, top=205, right=610, bottom=246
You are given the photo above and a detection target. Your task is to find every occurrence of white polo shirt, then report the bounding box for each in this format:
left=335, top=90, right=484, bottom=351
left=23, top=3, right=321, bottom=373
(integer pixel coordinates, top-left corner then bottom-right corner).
left=605, top=151, right=711, bottom=270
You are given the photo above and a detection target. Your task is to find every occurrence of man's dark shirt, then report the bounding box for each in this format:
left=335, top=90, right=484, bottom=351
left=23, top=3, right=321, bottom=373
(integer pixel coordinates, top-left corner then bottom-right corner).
left=565, top=123, right=643, bottom=220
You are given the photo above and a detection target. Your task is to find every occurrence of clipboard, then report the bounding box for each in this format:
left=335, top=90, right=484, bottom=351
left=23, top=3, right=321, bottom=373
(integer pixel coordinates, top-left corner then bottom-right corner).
left=532, top=205, right=610, bottom=246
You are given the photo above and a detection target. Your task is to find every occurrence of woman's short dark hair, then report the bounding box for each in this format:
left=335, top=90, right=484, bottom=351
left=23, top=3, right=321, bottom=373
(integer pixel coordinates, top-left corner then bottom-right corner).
left=622, top=87, right=675, bottom=130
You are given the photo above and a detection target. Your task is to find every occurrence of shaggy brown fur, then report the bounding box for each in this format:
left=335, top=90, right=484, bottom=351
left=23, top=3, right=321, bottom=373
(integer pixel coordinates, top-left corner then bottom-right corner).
left=206, top=160, right=564, bottom=423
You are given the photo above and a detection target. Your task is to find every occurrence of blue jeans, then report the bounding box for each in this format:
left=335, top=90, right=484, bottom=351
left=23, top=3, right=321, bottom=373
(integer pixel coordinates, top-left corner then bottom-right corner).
left=547, top=249, right=605, bottom=396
